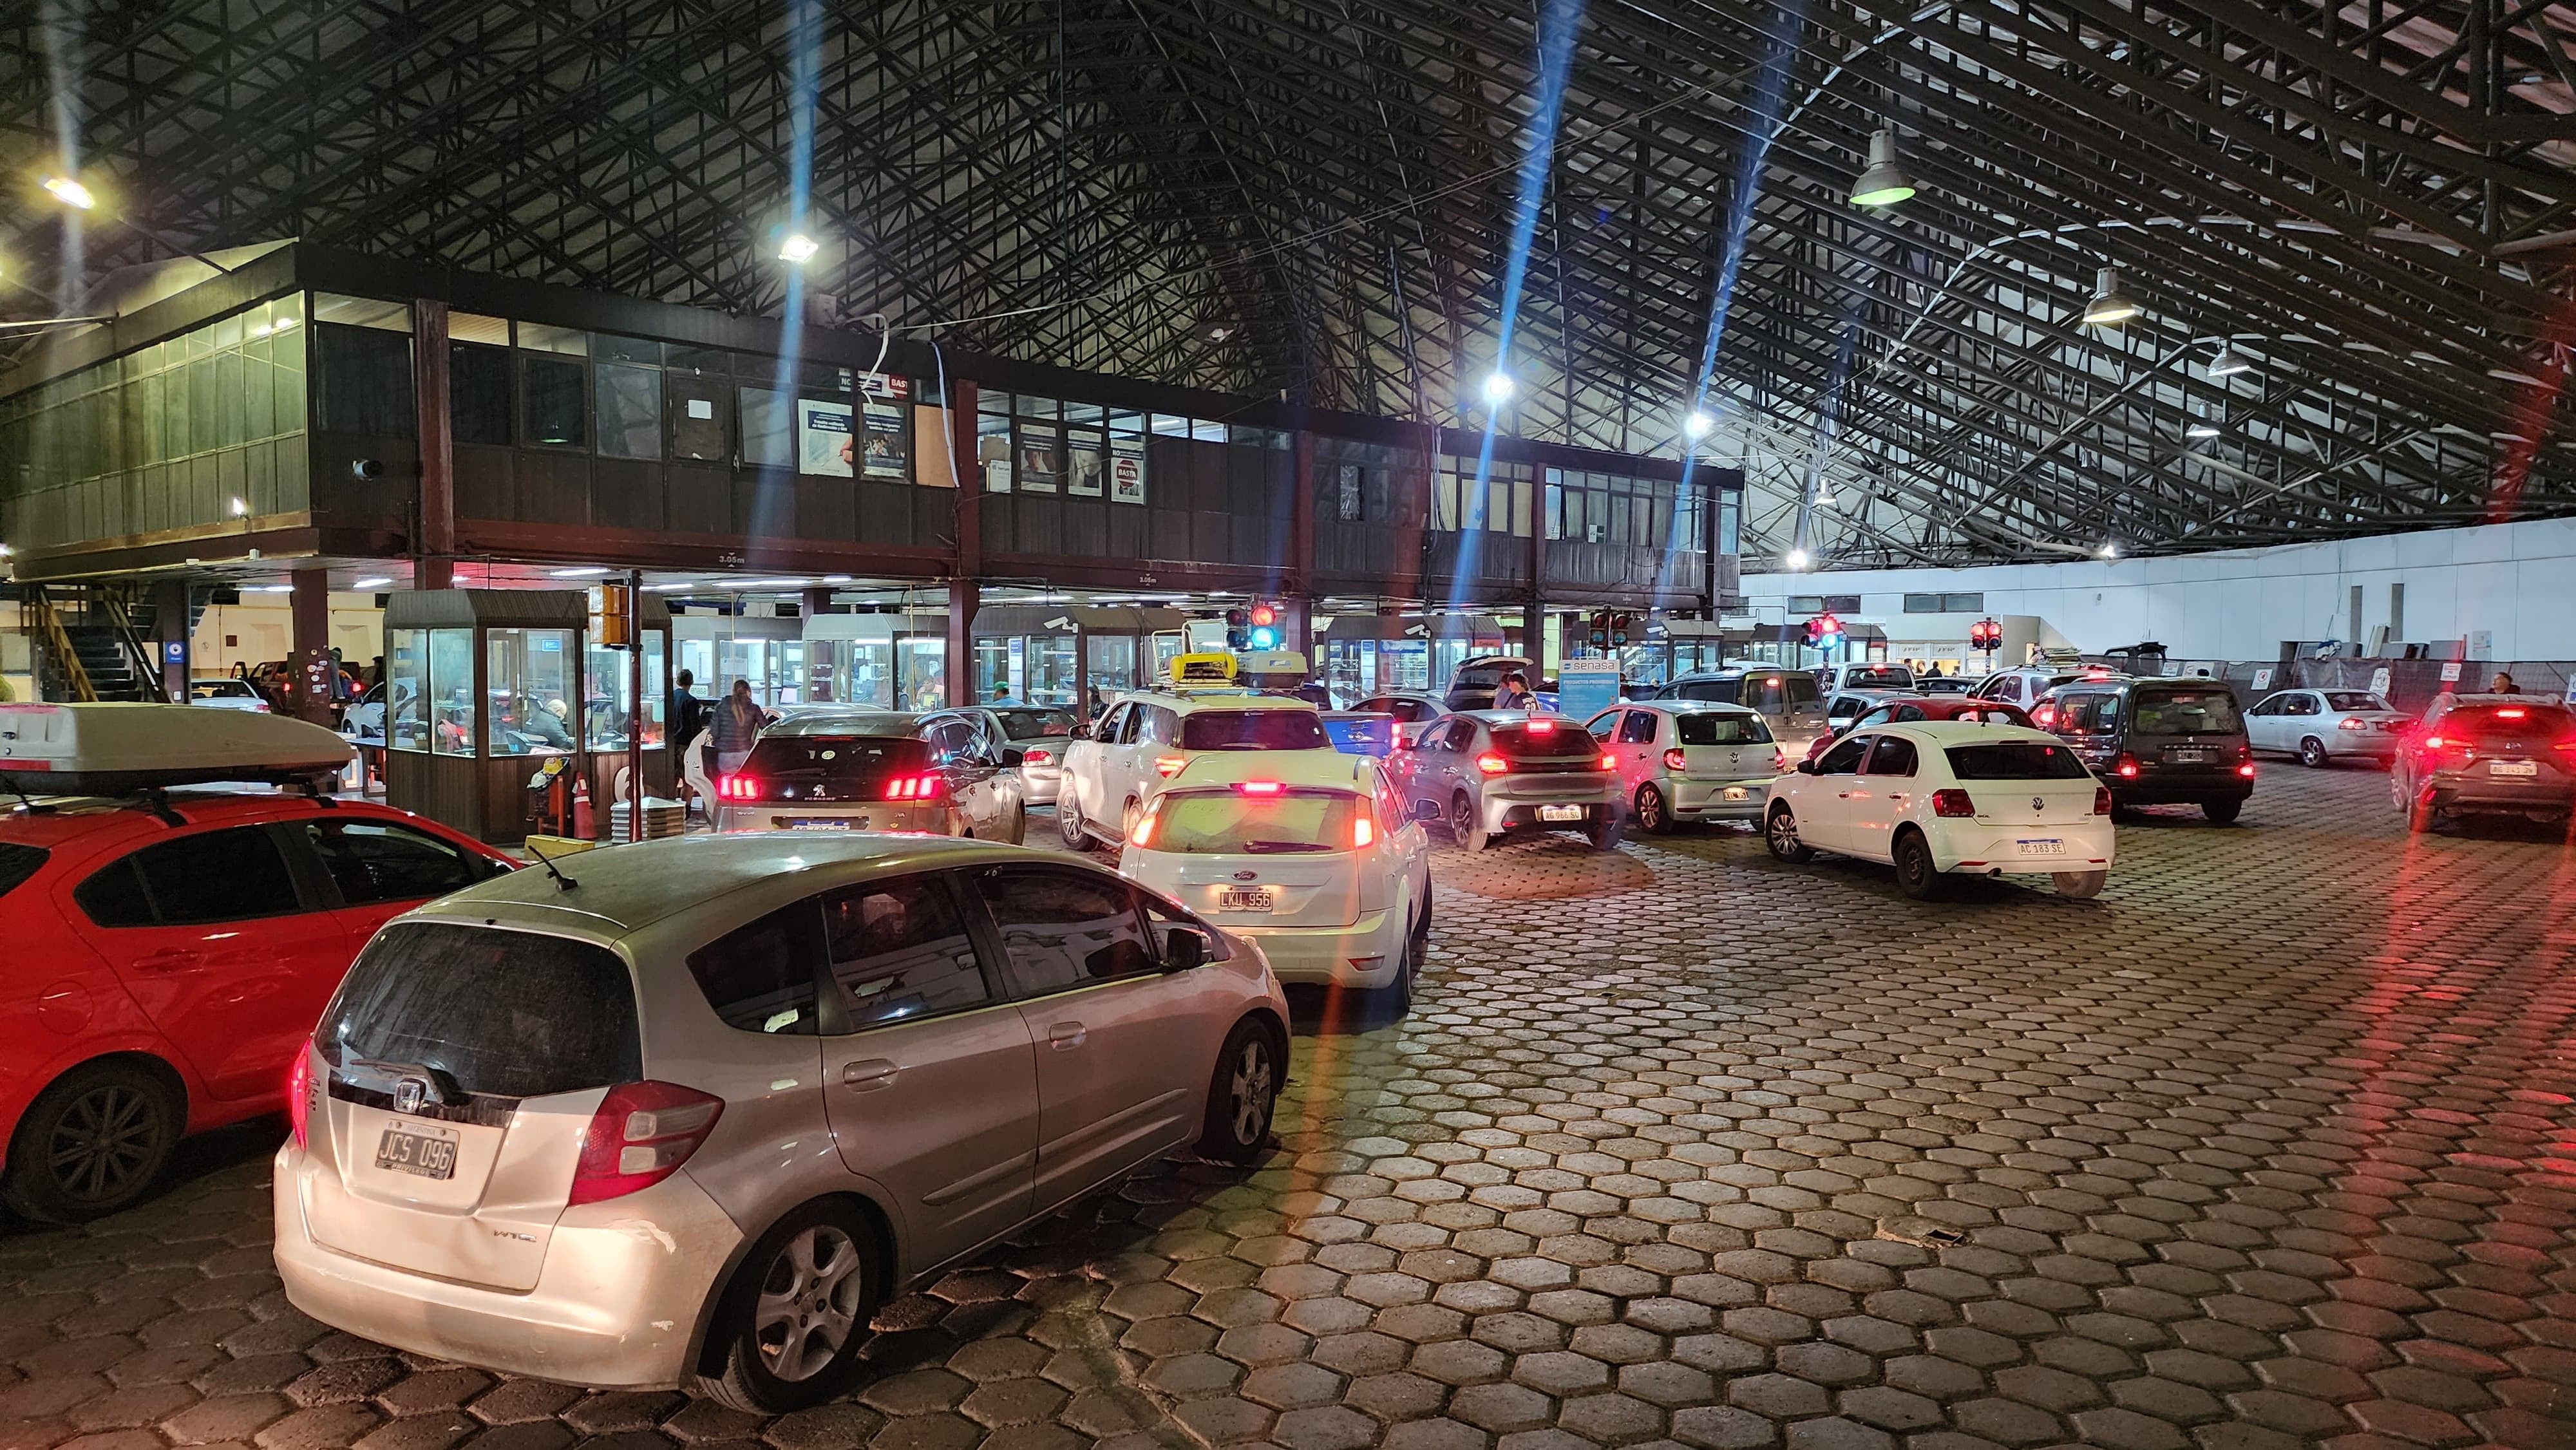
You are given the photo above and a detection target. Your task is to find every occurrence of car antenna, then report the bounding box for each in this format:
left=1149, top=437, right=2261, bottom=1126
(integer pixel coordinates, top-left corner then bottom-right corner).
left=524, top=838, right=580, bottom=892
left=3, top=777, right=54, bottom=816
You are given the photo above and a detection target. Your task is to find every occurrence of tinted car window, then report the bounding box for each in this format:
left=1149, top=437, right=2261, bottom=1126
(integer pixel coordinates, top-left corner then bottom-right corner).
left=1946, top=742, right=2091, bottom=780
left=1863, top=737, right=1919, bottom=777
left=974, top=867, right=1159, bottom=993
left=1816, top=737, right=1870, bottom=775
left=1151, top=789, right=1363, bottom=854
left=2323, top=693, right=2389, bottom=713
left=0, top=843, right=48, bottom=899
left=822, top=874, right=990, bottom=1030
left=115, top=827, right=302, bottom=926
left=688, top=902, right=824, bottom=1035
left=1179, top=710, right=1330, bottom=751
left=1843, top=666, right=1914, bottom=689
left=2133, top=688, right=2242, bottom=735
left=1492, top=720, right=1601, bottom=758
left=73, top=858, right=155, bottom=928
left=993, top=709, right=1076, bottom=739
left=745, top=735, right=927, bottom=783
left=1785, top=675, right=1822, bottom=705
left=1618, top=712, right=1658, bottom=745
left=321, top=923, right=642, bottom=1098
left=307, top=820, right=489, bottom=905
left=2443, top=703, right=2573, bottom=743
left=1742, top=677, right=1785, bottom=712
left=1675, top=713, right=1772, bottom=745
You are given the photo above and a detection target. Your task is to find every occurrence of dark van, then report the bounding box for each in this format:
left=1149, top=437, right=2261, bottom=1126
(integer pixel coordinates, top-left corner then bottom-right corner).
left=2039, top=677, right=2253, bottom=822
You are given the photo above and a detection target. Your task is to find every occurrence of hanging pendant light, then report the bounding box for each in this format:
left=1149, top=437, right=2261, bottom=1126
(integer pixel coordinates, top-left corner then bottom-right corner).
left=2082, top=266, right=2140, bottom=326
left=1848, top=128, right=1917, bottom=207
left=2207, top=343, right=2256, bottom=378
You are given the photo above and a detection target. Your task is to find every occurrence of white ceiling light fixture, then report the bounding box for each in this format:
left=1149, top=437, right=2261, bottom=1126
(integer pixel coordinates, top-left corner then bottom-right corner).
left=2081, top=266, right=2140, bottom=326
left=549, top=565, right=609, bottom=578
left=43, top=175, right=96, bottom=210
left=2206, top=344, right=2256, bottom=378
left=1784, top=546, right=1812, bottom=570
left=741, top=577, right=809, bottom=588
left=2185, top=419, right=2221, bottom=439
left=1683, top=410, right=1713, bottom=440
left=351, top=576, right=393, bottom=589
left=1478, top=370, right=1516, bottom=408
left=1848, top=127, right=1918, bottom=207
left=2097, top=541, right=2120, bottom=559
left=777, top=232, right=820, bottom=265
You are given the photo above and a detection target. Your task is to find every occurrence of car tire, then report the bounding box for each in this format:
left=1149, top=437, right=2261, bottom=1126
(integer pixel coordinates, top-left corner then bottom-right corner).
left=1585, top=811, right=1623, bottom=851
left=1891, top=829, right=1947, bottom=901
left=1058, top=795, right=1094, bottom=849
left=1196, top=1019, right=1280, bottom=1163
left=1379, top=909, right=1421, bottom=1018
left=2298, top=737, right=2329, bottom=769
left=2052, top=869, right=2108, bottom=899
left=2, top=1060, right=180, bottom=1225
left=699, top=1200, right=876, bottom=1414
left=2405, top=793, right=2438, bottom=834
left=1764, top=805, right=1814, bottom=863
left=2202, top=799, right=2243, bottom=825
left=1634, top=784, right=1672, bottom=834
left=1119, top=798, right=1142, bottom=844
left=1004, top=802, right=1027, bottom=847
left=1448, top=794, right=1488, bottom=852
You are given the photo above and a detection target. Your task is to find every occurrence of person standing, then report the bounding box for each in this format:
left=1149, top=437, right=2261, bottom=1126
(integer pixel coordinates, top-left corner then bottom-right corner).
left=1492, top=671, right=1531, bottom=711
left=2490, top=671, right=2519, bottom=694
left=709, top=679, right=765, bottom=777
left=672, top=668, right=707, bottom=757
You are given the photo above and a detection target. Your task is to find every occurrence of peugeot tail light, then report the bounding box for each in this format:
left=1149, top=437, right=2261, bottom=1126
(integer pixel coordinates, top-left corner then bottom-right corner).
left=1475, top=752, right=1510, bottom=775
left=1931, top=789, right=1976, bottom=818
left=716, top=774, right=762, bottom=801
left=289, top=1048, right=314, bottom=1150
left=2093, top=786, right=2113, bottom=816
left=569, top=1081, right=724, bottom=1205
left=1664, top=748, right=1687, bottom=771
left=882, top=773, right=944, bottom=801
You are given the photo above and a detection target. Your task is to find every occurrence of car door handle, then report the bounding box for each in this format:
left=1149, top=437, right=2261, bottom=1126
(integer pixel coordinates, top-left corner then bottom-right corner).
left=1048, top=1022, right=1087, bottom=1050
left=842, top=1059, right=899, bottom=1090
left=131, top=949, right=202, bottom=973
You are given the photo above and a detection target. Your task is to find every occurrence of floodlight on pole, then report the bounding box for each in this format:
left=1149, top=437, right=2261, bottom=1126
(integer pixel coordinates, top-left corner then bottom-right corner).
left=777, top=232, right=820, bottom=264
left=43, top=176, right=96, bottom=210
left=1847, top=128, right=1917, bottom=207
left=2081, top=266, right=2139, bottom=326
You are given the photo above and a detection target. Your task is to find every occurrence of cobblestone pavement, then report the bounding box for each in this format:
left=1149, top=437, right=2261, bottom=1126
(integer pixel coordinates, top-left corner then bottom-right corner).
left=6, top=766, right=2575, bottom=1450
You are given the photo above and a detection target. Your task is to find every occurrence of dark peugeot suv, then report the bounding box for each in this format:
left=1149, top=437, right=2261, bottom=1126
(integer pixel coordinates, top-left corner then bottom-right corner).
left=2038, top=677, right=2254, bottom=823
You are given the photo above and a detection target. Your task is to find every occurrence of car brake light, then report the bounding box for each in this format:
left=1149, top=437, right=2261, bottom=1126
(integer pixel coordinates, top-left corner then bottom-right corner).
left=1931, top=789, right=1976, bottom=818
left=2237, top=762, right=2256, bottom=778
left=2555, top=738, right=2576, bottom=754
left=2032, top=704, right=2056, bottom=728
left=2114, top=753, right=2139, bottom=778
left=569, top=1081, right=724, bottom=1206
left=289, top=1048, right=313, bottom=1150
left=1475, top=752, right=1509, bottom=775
left=882, top=773, right=943, bottom=801
left=1774, top=748, right=1790, bottom=773
left=2337, top=718, right=2363, bottom=731
left=1238, top=780, right=1284, bottom=795
left=716, top=774, right=762, bottom=801
left=1525, top=719, right=1557, bottom=734
left=2497, top=708, right=2528, bottom=719
left=1352, top=815, right=1375, bottom=849
left=1596, top=752, right=1618, bottom=771
left=1155, top=755, right=1187, bottom=777
left=1021, top=748, right=1053, bottom=765
left=2421, top=735, right=2446, bottom=750
left=1130, top=802, right=1159, bottom=848
left=1664, top=748, right=1687, bottom=771
left=2094, top=786, right=2112, bottom=816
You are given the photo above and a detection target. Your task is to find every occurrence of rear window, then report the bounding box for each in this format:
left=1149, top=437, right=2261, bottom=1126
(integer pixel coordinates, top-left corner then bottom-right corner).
left=319, top=923, right=641, bottom=1100
left=0, top=843, right=48, bottom=899
left=2444, top=704, right=2573, bottom=742
left=993, top=709, right=1076, bottom=739
left=1179, top=710, right=1331, bottom=751
left=1676, top=714, right=1772, bottom=746
left=1492, top=720, right=1603, bottom=758
left=1844, top=667, right=1914, bottom=689
left=744, top=735, right=927, bottom=781
left=1150, top=789, right=1363, bottom=854
left=2324, top=693, right=2388, bottom=712
left=2132, top=688, right=2242, bottom=735
left=1946, top=742, right=2092, bottom=780
left=1786, top=675, right=1821, bottom=704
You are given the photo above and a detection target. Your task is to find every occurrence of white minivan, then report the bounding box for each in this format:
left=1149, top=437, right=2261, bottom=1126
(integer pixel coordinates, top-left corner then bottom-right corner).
left=1058, top=692, right=1333, bottom=849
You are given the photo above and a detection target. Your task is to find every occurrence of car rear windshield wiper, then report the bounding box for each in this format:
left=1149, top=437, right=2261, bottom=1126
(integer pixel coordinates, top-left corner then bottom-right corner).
left=1241, top=839, right=1332, bottom=853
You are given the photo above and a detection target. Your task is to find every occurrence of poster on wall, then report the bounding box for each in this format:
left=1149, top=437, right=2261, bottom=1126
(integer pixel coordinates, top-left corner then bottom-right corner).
left=1017, top=433, right=1062, bottom=493
left=855, top=373, right=910, bottom=480
left=1109, top=438, right=1146, bottom=504
left=1068, top=436, right=1105, bottom=497
left=797, top=399, right=856, bottom=478
left=2370, top=666, right=2394, bottom=697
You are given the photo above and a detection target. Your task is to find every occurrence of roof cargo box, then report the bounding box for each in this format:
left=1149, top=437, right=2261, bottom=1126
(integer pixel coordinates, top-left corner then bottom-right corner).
left=0, top=702, right=354, bottom=794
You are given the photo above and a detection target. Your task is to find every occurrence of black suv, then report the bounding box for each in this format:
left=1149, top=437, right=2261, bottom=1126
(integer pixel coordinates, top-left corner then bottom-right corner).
left=2037, top=676, right=2253, bottom=822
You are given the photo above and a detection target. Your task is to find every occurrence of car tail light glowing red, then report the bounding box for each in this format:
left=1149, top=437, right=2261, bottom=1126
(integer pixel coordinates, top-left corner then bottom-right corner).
left=2556, top=737, right=2576, bottom=754
left=1130, top=803, right=1160, bottom=848
left=2093, top=787, right=2113, bottom=815
left=1931, top=789, right=1976, bottom=818
left=2337, top=718, right=2364, bottom=732
left=2114, top=753, right=2139, bottom=778
left=882, top=773, right=943, bottom=801
left=1525, top=719, right=1557, bottom=735
left=569, top=1082, right=724, bottom=1206
left=289, top=1048, right=313, bottom=1150
left=1021, top=748, right=1053, bottom=766
left=1238, top=780, right=1284, bottom=795
left=1154, top=755, right=1187, bottom=777
left=1774, top=748, right=1790, bottom=773
left=1664, top=748, right=1687, bottom=771
left=715, top=774, right=762, bottom=801
left=2237, top=762, right=2256, bottom=778
left=1352, top=815, right=1375, bottom=849
left=2032, top=703, right=2057, bottom=728
left=2497, top=707, right=2528, bottom=719
left=1475, top=752, right=1509, bottom=775
left=1596, top=752, right=1618, bottom=771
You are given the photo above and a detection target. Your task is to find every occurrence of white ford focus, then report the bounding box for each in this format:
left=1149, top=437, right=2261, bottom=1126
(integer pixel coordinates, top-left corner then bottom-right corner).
left=1761, top=721, right=2114, bottom=900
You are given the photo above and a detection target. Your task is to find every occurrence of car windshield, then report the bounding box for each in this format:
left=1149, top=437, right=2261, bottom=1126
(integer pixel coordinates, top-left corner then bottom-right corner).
left=1492, top=720, right=1603, bottom=757
left=2443, top=703, right=2573, bottom=743
left=1676, top=713, right=1772, bottom=745
left=743, top=736, right=928, bottom=782
left=318, top=922, right=641, bottom=1099
left=2132, top=688, right=2243, bottom=735
left=0, top=842, right=48, bottom=898
left=1179, top=710, right=1331, bottom=751
left=1945, top=741, right=2092, bottom=780
left=1150, top=788, right=1362, bottom=854
left=2324, top=692, right=2389, bottom=712
left=994, top=709, right=1077, bottom=740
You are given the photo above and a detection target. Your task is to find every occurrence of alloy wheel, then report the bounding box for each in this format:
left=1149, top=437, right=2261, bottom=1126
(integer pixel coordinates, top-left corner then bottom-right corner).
left=48, top=1084, right=159, bottom=1205
left=1227, top=1039, right=1274, bottom=1147
left=1635, top=785, right=1667, bottom=833
left=753, top=1225, right=866, bottom=1384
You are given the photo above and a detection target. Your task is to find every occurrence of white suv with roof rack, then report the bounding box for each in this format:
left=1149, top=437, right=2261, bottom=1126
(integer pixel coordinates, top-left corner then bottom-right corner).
left=1058, top=690, right=1332, bottom=849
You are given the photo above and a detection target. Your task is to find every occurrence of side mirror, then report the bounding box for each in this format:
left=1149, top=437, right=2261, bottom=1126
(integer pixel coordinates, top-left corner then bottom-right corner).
left=1411, top=798, right=1443, bottom=822
left=1795, top=760, right=1819, bottom=775
left=1001, top=746, right=1027, bottom=767
left=1162, top=927, right=1206, bottom=972
left=1071, top=724, right=1092, bottom=739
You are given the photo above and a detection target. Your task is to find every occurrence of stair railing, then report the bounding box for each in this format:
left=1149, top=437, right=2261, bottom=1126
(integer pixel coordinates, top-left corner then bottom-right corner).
left=95, top=584, right=165, bottom=697
left=28, top=587, right=100, bottom=703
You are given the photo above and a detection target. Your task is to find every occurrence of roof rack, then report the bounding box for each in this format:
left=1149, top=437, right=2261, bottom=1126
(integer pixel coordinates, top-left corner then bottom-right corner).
left=0, top=702, right=354, bottom=798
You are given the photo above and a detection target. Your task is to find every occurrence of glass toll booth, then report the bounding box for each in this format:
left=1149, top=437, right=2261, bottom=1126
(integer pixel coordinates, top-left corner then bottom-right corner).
left=384, top=589, right=672, bottom=843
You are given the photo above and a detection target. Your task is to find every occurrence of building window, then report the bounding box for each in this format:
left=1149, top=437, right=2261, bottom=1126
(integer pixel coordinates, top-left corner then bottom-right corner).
left=315, top=323, right=416, bottom=437
left=1336, top=464, right=1362, bottom=522
left=739, top=386, right=791, bottom=469
left=450, top=344, right=512, bottom=446
left=1904, top=592, right=1982, bottom=613
left=522, top=355, right=586, bottom=447
left=594, top=363, right=662, bottom=460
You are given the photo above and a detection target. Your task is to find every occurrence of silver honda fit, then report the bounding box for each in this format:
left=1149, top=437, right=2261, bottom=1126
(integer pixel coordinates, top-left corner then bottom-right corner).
left=273, top=833, right=1287, bottom=1412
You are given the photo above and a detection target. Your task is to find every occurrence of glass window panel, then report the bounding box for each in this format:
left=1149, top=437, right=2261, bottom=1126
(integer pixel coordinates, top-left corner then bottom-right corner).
left=978, top=413, right=1014, bottom=493
left=585, top=628, right=667, bottom=750
left=594, top=363, right=662, bottom=459
left=1064, top=401, right=1106, bottom=425
left=1066, top=430, right=1105, bottom=497
left=1191, top=419, right=1227, bottom=442
left=448, top=312, right=509, bottom=346
left=523, top=355, right=587, bottom=447
left=311, top=294, right=413, bottom=331
left=517, top=322, right=587, bottom=355
left=243, top=337, right=275, bottom=442
left=592, top=333, right=661, bottom=365
left=427, top=628, right=474, bottom=756
left=857, top=387, right=907, bottom=480
left=388, top=628, right=428, bottom=752
left=451, top=343, right=513, bottom=446
left=1013, top=394, right=1059, bottom=420
left=739, top=386, right=791, bottom=467
left=1151, top=414, right=1190, bottom=435
left=314, top=323, right=417, bottom=437
left=978, top=389, right=1013, bottom=415
left=486, top=628, right=577, bottom=757
left=1108, top=410, right=1146, bottom=436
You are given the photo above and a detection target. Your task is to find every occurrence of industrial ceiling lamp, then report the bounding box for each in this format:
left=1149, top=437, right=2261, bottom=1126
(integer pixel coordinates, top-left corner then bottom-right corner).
left=1479, top=370, right=1516, bottom=407
left=1783, top=546, right=1812, bottom=570
left=1848, top=128, right=1917, bottom=207
left=2081, top=266, right=2139, bottom=326
left=2184, top=417, right=2221, bottom=439
left=1683, top=410, right=1713, bottom=440
left=777, top=232, right=820, bottom=264
left=2206, top=343, right=2256, bottom=378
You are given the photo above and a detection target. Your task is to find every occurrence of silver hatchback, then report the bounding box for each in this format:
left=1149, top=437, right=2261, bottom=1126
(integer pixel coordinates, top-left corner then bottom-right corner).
left=274, top=835, right=1287, bottom=1413
left=1391, top=710, right=1623, bottom=851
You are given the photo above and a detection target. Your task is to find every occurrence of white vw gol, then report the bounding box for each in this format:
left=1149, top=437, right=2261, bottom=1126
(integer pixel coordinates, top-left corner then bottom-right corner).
left=1119, top=751, right=1435, bottom=1010
left=1761, top=721, right=2116, bottom=900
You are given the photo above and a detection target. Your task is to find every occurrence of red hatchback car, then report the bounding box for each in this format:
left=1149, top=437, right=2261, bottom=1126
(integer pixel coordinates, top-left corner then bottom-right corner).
left=1, top=792, right=515, bottom=1221
left=1803, top=695, right=2034, bottom=764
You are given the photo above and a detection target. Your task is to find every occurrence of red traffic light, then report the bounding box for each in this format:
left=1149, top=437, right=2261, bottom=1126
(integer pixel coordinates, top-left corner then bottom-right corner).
left=1249, top=603, right=1276, bottom=628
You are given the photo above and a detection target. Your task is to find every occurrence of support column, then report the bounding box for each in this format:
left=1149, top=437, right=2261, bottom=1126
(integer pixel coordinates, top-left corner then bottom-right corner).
left=947, top=379, right=981, bottom=712
left=411, top=301, right=456, bottom=585
left=152, top=579, right=190, bottom=703
left=802, top=587, right=835, bottom=702
left=1525, top=489, right=1548, bottom=663
left=289, top=566, right=334, bottom=724
left=945, top=578, right=978, bottom=711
